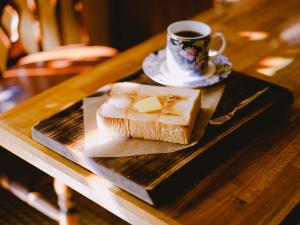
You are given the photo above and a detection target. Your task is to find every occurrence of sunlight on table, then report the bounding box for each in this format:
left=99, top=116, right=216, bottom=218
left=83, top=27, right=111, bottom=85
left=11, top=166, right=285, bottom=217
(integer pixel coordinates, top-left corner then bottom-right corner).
left=238, top=31, right=269, bottom=41
left=256, top=56, right=294, bottom=76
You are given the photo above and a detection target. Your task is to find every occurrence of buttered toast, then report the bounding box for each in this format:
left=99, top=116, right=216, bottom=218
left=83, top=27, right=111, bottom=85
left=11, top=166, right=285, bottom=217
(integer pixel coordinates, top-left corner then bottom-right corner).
left=97, top=82, right=201, bottom=144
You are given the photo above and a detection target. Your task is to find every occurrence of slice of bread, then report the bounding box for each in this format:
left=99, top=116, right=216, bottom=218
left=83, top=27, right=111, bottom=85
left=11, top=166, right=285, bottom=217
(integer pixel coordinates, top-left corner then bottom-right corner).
left=97, top=82, right=201, bottom=144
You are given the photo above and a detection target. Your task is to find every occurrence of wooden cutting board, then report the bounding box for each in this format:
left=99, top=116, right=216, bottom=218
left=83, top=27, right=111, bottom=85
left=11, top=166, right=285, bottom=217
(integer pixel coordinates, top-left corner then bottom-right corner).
left=32, top=71, right=293, bottom=205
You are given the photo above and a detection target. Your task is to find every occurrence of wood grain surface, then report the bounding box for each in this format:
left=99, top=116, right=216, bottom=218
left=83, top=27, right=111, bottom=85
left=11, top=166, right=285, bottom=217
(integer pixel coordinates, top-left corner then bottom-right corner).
left=32, top=71, right=292, bottom=205
left=1, top=0, right=300, bottom=224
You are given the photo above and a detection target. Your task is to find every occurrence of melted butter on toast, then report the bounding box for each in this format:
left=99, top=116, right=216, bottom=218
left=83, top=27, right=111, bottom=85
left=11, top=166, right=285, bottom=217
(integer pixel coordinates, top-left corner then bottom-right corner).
left=102, top=82, right=200, bottom=126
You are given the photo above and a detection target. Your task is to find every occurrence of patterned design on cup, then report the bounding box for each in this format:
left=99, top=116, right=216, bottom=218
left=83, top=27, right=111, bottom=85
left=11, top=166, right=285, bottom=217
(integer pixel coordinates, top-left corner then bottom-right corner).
left=168, top=35, right=211, bottom=74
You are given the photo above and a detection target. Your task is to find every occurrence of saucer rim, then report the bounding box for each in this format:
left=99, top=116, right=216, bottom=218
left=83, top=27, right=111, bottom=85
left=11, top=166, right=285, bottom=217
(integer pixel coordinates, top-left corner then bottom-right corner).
left=142, top=48, right=232, bottom=88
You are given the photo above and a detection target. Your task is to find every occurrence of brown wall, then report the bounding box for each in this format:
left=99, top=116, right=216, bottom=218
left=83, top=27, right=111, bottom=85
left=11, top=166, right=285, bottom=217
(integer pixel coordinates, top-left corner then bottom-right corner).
left=110, top=0, right=213, bottom=50
left=83, top=0, right=213, bottom=50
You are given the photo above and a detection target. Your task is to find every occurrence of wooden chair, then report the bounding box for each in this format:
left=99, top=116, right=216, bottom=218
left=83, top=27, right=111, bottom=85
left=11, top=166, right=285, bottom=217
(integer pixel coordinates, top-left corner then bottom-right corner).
left=0, top=0, right=117, bottom=110
left=0, top=1, right=117, bottom=224
left=0, top=0, right=117, bottom=77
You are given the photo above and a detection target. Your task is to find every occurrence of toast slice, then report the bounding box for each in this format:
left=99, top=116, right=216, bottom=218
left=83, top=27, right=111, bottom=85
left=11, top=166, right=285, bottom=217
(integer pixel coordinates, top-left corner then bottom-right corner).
left=97, top=82, right=201, bottom=144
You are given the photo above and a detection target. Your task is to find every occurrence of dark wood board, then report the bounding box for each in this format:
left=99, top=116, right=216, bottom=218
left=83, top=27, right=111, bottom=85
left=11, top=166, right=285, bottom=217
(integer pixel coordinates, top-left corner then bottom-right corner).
left=31, top=71, right=293, bottom=205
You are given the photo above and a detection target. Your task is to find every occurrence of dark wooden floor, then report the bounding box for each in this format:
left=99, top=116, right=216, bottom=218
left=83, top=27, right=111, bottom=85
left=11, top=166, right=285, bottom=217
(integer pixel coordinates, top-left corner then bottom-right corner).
left=0, top=149, right=128, bottom=225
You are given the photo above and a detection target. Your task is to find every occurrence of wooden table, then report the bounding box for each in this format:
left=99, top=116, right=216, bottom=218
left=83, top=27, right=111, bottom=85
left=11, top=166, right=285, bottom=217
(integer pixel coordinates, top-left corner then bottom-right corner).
left=1, top=0, right=300, bottom=224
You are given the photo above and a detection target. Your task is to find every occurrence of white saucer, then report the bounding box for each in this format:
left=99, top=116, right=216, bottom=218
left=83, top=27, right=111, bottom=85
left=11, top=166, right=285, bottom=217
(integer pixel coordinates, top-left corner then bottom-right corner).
left=142, top=48, right=232, bottom=88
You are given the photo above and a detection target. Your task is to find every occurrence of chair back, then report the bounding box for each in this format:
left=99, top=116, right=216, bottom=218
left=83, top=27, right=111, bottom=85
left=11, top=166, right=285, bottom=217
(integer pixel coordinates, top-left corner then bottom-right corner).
left=0, top=0, right=89, bottom=74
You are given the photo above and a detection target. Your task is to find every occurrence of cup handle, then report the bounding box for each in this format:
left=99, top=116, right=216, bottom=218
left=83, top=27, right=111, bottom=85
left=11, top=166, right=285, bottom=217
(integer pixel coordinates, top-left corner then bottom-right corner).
left=208, top=32, right=226, bottom=59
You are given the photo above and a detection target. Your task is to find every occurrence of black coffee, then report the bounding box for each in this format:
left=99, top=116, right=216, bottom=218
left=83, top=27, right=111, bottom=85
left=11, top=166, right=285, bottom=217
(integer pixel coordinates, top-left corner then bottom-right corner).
left=175, top=30, right=203, bottom=38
